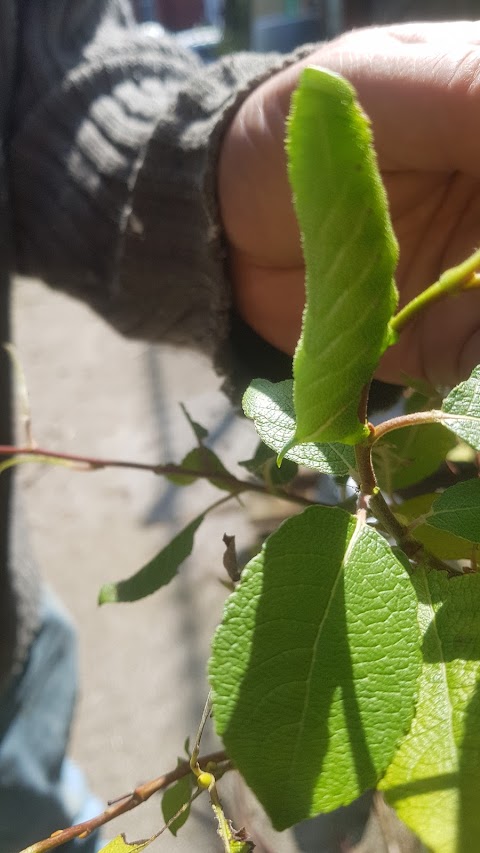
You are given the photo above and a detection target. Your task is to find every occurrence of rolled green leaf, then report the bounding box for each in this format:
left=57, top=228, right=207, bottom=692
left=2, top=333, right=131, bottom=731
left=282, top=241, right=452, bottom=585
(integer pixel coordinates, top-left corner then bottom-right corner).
left=286, top=67, right=398, bottom=447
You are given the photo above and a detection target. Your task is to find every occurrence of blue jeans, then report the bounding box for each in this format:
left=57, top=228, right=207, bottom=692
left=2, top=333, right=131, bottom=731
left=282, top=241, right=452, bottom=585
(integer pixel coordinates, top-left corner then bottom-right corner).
left=0, top=588, right=103, bottom=853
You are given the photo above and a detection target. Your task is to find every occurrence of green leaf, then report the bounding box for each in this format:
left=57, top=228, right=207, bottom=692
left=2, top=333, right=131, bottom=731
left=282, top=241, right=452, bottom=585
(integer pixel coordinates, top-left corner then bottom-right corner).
left=180, top=402, right=209, bottom=442
left=98, top=835, right=152, bottom=853
left=167, top=447, right=239, bottom=493
left=380, top=569, right=480, bottom=853
left=374, top=422, right=456, bottom=493
left=286, top=67, right=398, bottom=446
left=425, top=479, right=480, bottom=543
left=441, top=365, right=480, bottom=449
left=239, top=441, right=298, bottom=486
left=161, top=768, right=194, bottom=835
left=396, top=494, right=477, bottom=562
left=242, top=379, right=356, bottom=476
left=209, top=506, right=420, bottom=830
left=98, top=515, right=204, bottom=604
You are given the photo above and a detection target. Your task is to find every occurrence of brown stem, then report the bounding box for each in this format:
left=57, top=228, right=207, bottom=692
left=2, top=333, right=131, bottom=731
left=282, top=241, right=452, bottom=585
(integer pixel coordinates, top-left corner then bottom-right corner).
left=354, top=443, right=376, bottom=496
left=19, top=750, right=228, bottom=853
left=355, top=440, right=454, bottom=575
left=0, top=445, right=314, bottom=508
left=371, top=411, right=441, bottom=444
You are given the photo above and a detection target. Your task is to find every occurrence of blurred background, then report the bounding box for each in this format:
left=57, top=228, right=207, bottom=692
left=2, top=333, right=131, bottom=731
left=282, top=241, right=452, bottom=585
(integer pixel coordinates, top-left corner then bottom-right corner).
left=132, top=0, right=480, bottom=56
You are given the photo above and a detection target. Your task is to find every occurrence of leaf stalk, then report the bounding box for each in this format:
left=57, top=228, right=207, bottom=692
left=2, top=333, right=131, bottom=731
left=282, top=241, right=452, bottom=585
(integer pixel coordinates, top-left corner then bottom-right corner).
left=390, top=247, right=480, bottom=337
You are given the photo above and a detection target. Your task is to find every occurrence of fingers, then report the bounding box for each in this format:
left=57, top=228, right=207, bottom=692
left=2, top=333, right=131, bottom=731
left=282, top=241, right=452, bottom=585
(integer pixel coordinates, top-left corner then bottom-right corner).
left=385, top=20, right=480, bottom=46
left=305, top=24, right=480, bottom=176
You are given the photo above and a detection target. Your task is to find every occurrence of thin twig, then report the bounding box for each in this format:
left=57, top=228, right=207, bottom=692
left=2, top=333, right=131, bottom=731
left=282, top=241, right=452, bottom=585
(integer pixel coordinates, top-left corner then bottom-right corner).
left=19, top=750, right=228, bottom=853
left=0, top=444, right=315, bottom=508
left=190, top=692, right=213, bottom=774
left=370, top=411, right=441, bottom=443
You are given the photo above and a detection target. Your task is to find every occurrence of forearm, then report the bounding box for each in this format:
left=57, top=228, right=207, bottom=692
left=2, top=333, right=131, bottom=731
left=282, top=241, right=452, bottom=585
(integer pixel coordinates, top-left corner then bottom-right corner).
left=11, top=1, right=304, bottom=370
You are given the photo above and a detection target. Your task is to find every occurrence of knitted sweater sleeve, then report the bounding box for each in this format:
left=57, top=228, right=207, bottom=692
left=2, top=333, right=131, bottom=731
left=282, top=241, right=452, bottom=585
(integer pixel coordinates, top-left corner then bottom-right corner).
left=11, top=1, right=304, bottom=377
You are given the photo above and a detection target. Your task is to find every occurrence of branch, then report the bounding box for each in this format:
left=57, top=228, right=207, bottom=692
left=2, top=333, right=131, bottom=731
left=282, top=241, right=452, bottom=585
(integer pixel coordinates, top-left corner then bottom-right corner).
left=390, top=247, right=480, bottom=336
left=370, top=411, right=441, bottom=443
left=354, top=441, right=455, bottom=575
left=19, top=750, right=229, bottom=853
left=0, top=444, right=314, bottom=507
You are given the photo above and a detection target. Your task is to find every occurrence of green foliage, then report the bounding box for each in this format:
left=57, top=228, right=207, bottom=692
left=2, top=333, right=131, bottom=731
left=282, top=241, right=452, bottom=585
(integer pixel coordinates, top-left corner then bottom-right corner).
left=180, top=403, right=209, bottom=443
left=208, top=67, right=480, bottom=852
left=243, top=379, right=356, bottom=475
left=425, top=479, right=480, bottom=543
left=375, top=421, right=456, bottom=493
left=21, top=63, right=480, bottom=853
left=167, top=446, right=240, bottom=493
left=210, top=506, right=421, bottom=830
left=380, top=569, right=480, bottom=853
left=239, top=441, right=298, bottom=487
left=396, top=494, right=478, bottom=562
left=441, top=365, right=480, bottom=449
left=286, top=67, right=398, bottom=447
left=161, top=768, right=194, bottom=836
left=98, top=835, right=152, bottom=853
left=98, top=515, right=204, bottom=604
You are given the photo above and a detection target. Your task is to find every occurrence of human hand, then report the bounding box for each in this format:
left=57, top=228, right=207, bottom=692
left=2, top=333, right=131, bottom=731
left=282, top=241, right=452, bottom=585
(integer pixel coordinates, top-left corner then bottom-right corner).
left=218, top=22, right=480, bottom=388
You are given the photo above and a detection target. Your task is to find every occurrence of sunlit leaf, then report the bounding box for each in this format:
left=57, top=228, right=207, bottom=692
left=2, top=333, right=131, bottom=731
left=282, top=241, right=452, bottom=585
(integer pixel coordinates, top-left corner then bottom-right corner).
left=380, top=569, right=480, bottom=853
left=210, top=506, right=420, bottom=830
left=441, top=365, right=480, bottom=449
left=98, top=834, right=152, bottom=853
left=425, top=479, right=480, bottom=543
left=243, top=379, right=355, bottom=476
left=396, top=494, right=477, bottom=562
left=286, top=67, right=398, bottom=446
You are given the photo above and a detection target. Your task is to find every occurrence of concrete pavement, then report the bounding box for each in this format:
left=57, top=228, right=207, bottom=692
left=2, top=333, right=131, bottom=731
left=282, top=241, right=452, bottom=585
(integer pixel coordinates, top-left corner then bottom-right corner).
left=12, top=276, right=423, bottom=852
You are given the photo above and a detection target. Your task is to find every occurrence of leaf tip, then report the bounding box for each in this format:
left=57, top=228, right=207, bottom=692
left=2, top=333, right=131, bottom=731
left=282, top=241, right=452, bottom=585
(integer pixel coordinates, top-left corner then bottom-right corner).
left=277, top=436, right=296, bottom=467
left=98, top=583, right=117, bottom=606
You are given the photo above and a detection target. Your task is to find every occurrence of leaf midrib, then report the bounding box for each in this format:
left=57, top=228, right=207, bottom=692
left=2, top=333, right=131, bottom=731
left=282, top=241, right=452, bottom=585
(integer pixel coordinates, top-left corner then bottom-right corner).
left=287, top=515, right=361, bottom=777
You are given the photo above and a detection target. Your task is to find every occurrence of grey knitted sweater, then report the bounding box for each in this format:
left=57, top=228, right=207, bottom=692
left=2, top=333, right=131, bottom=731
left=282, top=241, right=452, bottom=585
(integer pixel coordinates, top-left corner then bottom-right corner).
left=0, top=0, right=303, bottom=691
